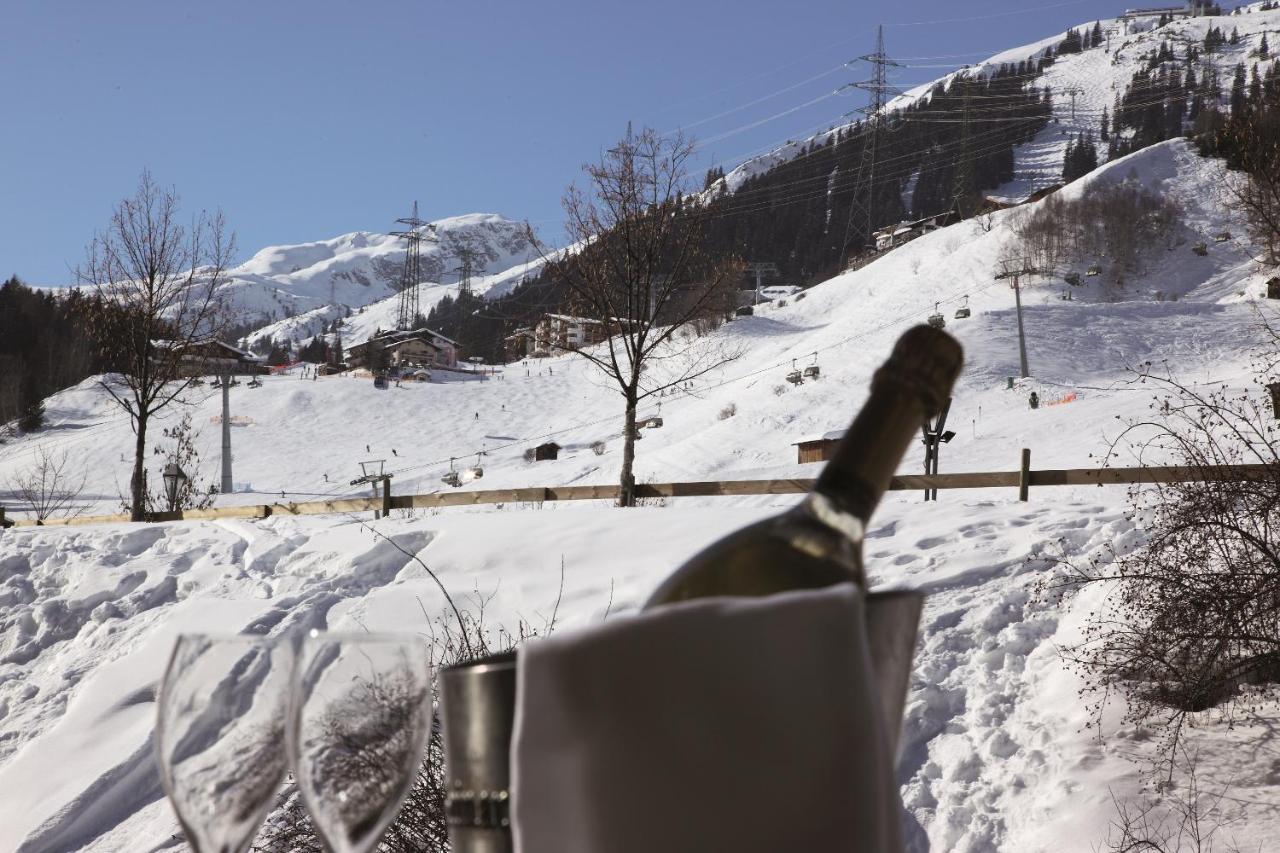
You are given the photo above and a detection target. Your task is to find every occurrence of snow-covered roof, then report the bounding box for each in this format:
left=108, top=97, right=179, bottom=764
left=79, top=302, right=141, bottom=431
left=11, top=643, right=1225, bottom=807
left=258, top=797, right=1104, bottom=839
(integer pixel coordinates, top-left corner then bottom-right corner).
left=793, top=429, right=846, bottom=446
left=543, top=313, right=604, bottom=325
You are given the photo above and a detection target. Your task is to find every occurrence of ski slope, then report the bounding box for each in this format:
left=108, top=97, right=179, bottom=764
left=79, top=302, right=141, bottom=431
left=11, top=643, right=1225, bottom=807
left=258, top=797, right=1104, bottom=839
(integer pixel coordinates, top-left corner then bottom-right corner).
left=2, top=140, right=1279, bottom=852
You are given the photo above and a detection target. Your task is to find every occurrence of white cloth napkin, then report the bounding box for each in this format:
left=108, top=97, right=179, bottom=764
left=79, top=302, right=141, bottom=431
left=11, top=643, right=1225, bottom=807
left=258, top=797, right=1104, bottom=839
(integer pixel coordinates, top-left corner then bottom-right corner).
left=511, top=583, right=904, bottom=853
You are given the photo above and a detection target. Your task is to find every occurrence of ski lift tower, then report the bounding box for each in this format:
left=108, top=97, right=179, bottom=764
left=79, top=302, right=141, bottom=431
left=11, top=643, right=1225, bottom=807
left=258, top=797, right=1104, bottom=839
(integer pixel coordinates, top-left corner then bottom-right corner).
left=744, top=261, right=779, bottom=305
left=351, top=459, right=393, bottom=519
left=995, top=257, right=1038, bottom=379
left=392, top=201, right=437, bottom=331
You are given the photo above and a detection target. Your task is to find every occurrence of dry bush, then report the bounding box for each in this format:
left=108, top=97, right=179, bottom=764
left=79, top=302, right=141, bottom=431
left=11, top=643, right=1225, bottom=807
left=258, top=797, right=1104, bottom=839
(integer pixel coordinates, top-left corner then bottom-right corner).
left=6, top=446, right=87, bottom=522
left=1042, top=366, right=1280, bottom=773
left=1015, top=178, right=1182, bottom=277
left=1102, top=749, right=1244, bottom=853
left=718, top=402, right=737, bottom=420
left=590, top=440, right=606, bottom=456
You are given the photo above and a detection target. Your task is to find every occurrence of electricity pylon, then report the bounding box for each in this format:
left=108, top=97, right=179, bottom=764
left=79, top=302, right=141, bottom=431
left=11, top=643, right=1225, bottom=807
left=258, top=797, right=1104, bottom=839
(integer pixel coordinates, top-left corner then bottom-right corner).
left=838, top=25, right=903, bottom=268
left=392, top=201, right=436, bottom=330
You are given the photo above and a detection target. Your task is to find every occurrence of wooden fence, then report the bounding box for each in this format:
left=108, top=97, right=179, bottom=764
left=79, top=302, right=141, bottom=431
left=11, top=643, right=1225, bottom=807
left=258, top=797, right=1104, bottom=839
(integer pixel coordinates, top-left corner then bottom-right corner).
left=2, top=451, right=1275, bottom=531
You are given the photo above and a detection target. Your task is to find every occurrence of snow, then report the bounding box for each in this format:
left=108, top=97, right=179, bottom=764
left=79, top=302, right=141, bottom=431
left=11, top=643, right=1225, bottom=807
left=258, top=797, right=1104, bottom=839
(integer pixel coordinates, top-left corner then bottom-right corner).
left=3, top=119, right=1280, bottom=853
left=218, top=212, right=542, bottom=350
left=725, top=4, right=1280, bottom=205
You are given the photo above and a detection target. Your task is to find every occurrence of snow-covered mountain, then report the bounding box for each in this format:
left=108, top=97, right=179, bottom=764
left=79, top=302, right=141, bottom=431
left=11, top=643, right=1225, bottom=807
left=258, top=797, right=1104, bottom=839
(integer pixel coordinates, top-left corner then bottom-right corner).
left=222, top=212, right=541, bottom=344
left=723, top=2, right=1280, bottom=202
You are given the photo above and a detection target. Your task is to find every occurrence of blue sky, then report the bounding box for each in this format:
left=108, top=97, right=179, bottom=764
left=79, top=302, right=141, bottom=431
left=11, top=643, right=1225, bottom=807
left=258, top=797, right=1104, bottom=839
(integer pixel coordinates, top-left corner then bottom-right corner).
left=2, top=0, right=1128, bottom=284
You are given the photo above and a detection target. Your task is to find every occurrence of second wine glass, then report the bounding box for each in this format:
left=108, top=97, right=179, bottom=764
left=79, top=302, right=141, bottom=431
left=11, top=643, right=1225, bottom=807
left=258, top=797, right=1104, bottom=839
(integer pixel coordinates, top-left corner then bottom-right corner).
left=289, top=631, right=434, bottom=853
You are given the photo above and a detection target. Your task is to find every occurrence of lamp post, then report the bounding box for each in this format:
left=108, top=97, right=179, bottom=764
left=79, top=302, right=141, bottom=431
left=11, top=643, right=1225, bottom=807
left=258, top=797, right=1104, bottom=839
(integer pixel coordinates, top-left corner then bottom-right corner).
left=163, top=463, right=188, bottom=513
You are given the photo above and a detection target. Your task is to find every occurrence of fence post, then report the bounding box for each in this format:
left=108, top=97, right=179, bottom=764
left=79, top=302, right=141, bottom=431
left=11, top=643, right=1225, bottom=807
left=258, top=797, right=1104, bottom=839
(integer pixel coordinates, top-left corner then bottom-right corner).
left=382, top=476, right=393, bottom=518
left=1018, top=448, right=1031, bottom=502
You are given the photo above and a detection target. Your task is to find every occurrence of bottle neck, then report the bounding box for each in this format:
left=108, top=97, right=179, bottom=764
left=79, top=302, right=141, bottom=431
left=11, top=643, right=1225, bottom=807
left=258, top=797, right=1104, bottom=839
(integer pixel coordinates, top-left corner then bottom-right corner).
left=811, top=382, right=929, bottom=533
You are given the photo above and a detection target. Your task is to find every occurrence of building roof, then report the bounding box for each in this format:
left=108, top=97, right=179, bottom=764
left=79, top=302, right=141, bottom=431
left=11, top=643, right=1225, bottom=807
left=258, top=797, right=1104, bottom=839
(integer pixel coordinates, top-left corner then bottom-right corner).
left=793, top=429, right=846, bottom=446
left=368, top=327, right=461, bottom=348
left=542, top=313, right=605, bottom=325
left=152, top=338, right=259, bottom=360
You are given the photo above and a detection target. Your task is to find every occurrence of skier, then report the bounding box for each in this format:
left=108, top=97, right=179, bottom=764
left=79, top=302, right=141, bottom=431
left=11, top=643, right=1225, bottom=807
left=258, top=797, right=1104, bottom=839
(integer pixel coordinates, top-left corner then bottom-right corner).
left=1029, top=391, right=1040, bottom=410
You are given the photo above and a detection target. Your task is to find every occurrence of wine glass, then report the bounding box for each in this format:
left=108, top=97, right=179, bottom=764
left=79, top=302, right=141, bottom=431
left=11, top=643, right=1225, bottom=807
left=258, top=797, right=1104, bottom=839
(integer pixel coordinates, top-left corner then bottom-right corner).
left=289, top=632, right=434, bottom=853
left=155, top=633, right=295, bottom=853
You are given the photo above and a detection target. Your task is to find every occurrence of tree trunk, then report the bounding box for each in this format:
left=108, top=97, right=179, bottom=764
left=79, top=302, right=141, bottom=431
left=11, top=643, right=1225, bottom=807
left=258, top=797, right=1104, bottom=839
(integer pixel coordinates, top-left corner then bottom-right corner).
left=618, top=393, right=638, bottom=508
left=131, top=412, right=148, bottom=522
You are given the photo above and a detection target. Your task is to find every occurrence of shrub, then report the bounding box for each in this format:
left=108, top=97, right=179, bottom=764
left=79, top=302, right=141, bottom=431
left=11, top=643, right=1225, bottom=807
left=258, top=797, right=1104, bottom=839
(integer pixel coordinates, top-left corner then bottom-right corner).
left=590, top=440, right=606, bottom=456
left=718, top=403, right=737, bottom=420
left=1042, top=366, right=1280, bottom=772
left=1015, top=178, right=1182, bottom=275
left=523, top=448, right=536, bottom=462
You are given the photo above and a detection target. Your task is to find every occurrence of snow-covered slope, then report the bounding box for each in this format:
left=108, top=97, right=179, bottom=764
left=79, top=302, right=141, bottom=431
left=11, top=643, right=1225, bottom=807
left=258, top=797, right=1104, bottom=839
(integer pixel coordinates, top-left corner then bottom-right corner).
left=2, top=139, right=1278, bottom=853
left=222, top=212, right=541, bottom=345
left=725, top=2, right=1280, bottom=201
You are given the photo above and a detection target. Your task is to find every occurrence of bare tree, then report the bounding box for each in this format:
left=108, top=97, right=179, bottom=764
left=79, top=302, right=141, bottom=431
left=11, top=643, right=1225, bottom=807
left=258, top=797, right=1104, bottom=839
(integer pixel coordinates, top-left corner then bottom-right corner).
left=7, top=446, right=87, bottom=522
left=76, top=171, right=234, bottom=521
left=532, top=128, right=744, bottom=506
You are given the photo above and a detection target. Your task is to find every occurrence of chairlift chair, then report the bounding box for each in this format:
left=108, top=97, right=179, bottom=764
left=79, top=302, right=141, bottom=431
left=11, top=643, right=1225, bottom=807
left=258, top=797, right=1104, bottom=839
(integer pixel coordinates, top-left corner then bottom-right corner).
left=646, top=416, right=664, bottom=429
left=1192, top=242, right=1209, bottom=256
left=953, top=296, right=971, bottom=320
left=785, top=359, right=804, bottom=385
left=1086, top=264, right=1101, bottom=277
left=802, top=353, right=821, bottom=379
left=442, top=457, right=462, bottom=488
left=926, top=303, right=946, bottom=330
left=1214, top=231, right=1231, bottom=242
left=464, top=453, right=484, bottom=481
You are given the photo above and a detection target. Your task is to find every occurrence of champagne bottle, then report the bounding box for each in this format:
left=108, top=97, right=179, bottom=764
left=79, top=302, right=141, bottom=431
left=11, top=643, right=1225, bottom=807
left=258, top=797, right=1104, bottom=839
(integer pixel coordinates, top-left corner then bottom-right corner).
left=643, top=325, right=962, bottom=755
left=645, top=324, right=963, bottom=605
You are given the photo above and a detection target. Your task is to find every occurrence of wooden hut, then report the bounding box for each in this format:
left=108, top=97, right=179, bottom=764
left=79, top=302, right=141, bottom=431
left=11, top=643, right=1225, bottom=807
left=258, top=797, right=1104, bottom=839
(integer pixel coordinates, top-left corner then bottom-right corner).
left=793, top=430, right=843, bottom=464
left=534, top=442, right=562, bottom=461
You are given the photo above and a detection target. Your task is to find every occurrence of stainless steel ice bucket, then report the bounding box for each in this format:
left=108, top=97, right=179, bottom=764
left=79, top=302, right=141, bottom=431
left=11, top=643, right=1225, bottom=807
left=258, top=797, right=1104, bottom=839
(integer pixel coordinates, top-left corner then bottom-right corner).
left=440, top=651, right=517, bottom=853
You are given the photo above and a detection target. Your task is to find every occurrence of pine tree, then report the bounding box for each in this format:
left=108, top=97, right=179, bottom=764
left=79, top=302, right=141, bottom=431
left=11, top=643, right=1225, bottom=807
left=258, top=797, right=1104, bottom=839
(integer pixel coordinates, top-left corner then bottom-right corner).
left=1091, top=21, right=1103, bottom=49
left=1261, top=33, right=1271, bottom=59
left=1230, top=27, right=1240, bottom=46
left=1101, top=106, right=1110, bottom=141
left=18, top=399, right=44, bottom=432
left=1231, top=62, right=1248, bottom=115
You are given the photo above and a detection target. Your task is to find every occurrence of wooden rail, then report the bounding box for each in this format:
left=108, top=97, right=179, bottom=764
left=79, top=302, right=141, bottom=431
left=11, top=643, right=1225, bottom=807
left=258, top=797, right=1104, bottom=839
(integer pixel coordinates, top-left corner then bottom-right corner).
left=3, top=457, right=1275, bottom=531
